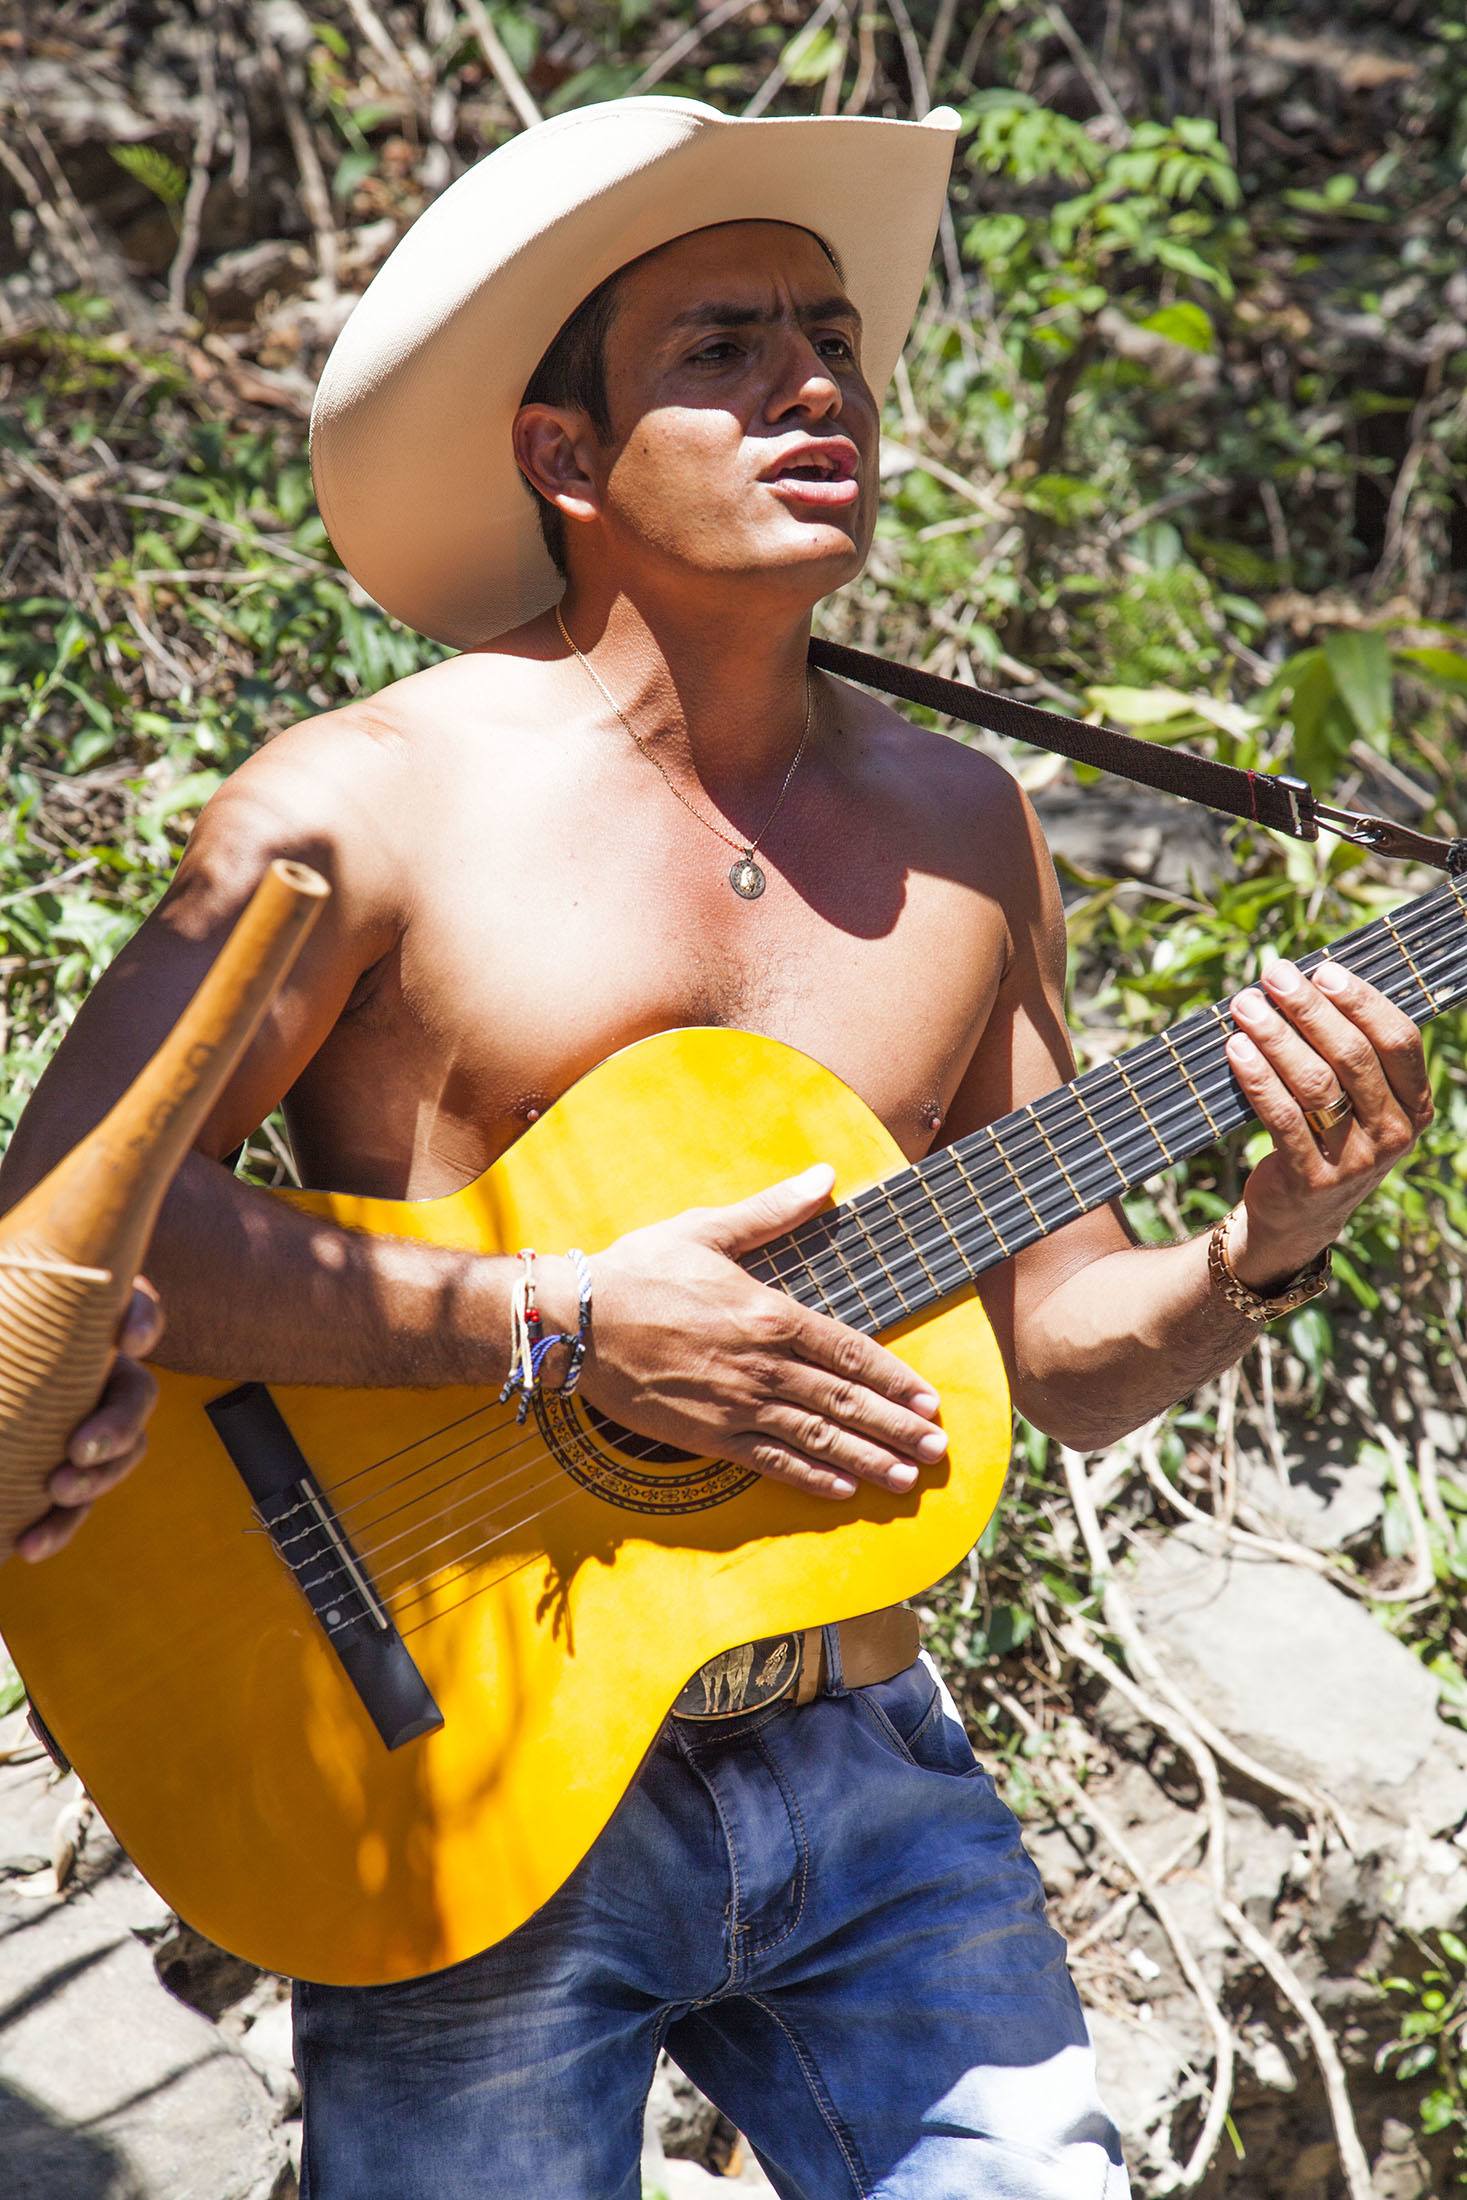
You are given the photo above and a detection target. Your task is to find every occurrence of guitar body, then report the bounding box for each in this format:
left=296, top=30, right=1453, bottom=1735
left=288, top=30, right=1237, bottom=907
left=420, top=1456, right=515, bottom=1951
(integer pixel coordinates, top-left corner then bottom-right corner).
left=0, top=1028, right=1012, bottom=1985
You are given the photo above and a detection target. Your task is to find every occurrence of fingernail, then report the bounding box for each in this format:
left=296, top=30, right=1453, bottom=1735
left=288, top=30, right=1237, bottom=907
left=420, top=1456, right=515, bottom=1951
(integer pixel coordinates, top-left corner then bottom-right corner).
left=911, top=1390, right=940, bottom=1414
left=1233, top=988, right=1266, bottom=1019
left=1228, top=1033, right=1260, bottom=1063
left=1263, top=959, right=1302, bottom=995
left=888, top=1464, right=919, bottom=1490
left=75, top=1437, right=103, bottom=1467
left=918, top=1428, right=948, bottom=1459
left=1313, top=961, right=1347, bottom=993
left=830, top=1475, right=857, bottom=1497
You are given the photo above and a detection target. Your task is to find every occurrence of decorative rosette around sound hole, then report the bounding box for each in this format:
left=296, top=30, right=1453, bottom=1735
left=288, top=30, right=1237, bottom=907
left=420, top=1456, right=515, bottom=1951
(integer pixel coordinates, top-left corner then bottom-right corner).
left=537, top=1395, right=756, bottom=1514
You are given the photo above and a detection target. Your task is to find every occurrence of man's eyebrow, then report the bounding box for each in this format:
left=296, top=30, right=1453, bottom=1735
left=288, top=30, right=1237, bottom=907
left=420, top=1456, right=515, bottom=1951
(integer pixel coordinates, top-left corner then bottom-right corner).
left=665, top=295, right=863, bottom=335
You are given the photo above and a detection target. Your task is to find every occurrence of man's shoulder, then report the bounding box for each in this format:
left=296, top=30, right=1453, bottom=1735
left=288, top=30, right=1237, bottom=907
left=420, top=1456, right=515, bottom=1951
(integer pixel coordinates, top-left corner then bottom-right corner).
left=829, top=672, right=1037, bottom=837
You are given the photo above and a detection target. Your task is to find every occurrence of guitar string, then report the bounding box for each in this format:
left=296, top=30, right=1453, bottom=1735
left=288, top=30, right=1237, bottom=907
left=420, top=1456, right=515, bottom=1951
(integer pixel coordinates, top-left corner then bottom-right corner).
left=309, top=1478, right=589, bottom=1644
left=289, top=1430, right=565, bottom=1582
left=761, top=888, right=1467, bottom=1288
left=264, top=907, right=1467, bottom=1576
left=303, top=916, right=1467, bottom=1603
left=803, top=945, right=1463, bottom=1334
left=752, top=910, right=1464, bottom=1314
left=761, top=900, right=1467, bottom=1308
left=293, top=1432, right=585, bottom=1591
left=258, top=902, right=1460, bottom=1575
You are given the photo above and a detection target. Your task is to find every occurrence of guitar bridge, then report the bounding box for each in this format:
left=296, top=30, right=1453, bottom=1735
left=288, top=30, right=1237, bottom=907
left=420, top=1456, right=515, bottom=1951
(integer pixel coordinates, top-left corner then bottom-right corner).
left=205, top=1383, right=444, bottom=1752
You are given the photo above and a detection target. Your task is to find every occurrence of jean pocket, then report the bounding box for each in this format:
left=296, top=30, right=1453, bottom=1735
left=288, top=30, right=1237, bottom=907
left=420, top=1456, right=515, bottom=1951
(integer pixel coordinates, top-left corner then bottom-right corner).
left=854, top=1655, right=985, bottom=1780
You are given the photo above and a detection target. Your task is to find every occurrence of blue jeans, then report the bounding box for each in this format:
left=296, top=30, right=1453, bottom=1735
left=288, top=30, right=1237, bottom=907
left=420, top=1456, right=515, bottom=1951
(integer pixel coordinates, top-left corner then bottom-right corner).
left=293, top=1647, right=1129, bottom=2198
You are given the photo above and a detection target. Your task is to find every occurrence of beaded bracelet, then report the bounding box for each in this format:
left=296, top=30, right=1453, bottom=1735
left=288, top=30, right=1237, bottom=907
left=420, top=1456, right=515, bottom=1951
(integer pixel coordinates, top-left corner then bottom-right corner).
left=558, top=1248, right=594, bottom=1395
left=497, top=1249, right=541, bottom=1423
left=499, top=1246, right=594, bottom=1419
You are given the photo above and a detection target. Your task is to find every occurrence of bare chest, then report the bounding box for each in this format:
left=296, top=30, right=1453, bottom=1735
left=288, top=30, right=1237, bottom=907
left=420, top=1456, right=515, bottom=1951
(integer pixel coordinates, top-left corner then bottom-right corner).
left=284, top=712, right=1008, bottom=1198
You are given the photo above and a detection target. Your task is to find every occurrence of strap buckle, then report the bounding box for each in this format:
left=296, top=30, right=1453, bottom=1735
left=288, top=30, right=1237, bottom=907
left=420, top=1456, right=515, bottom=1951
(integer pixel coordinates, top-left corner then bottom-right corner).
left=1314, top=802, right=1467, bottom=875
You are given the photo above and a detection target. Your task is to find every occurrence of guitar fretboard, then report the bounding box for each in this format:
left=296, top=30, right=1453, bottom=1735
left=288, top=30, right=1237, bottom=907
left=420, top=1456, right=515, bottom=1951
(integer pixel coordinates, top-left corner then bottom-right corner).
left=742, top=874, right=1467, bottom=1332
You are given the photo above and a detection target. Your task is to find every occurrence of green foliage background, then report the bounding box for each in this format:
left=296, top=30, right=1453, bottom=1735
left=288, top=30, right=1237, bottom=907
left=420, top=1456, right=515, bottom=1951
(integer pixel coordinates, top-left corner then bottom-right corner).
left=3, top=0, right=1467, bottom=2173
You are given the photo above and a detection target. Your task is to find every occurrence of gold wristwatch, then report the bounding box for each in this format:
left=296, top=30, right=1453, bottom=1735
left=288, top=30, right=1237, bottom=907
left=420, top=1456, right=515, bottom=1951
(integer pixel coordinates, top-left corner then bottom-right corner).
left=1207, top=1209, right=1332, bottom=1326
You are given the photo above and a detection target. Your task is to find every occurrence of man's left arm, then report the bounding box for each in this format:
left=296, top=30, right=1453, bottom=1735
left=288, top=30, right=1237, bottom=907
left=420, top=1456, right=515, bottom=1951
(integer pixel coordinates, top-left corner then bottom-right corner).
left=939, top=785, right=1434, bottom=1452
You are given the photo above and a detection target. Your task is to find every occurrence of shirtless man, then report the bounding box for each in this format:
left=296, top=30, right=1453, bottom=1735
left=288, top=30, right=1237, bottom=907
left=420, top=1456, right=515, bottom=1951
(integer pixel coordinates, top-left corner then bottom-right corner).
left=0, top=117, right=1432, bottom=2199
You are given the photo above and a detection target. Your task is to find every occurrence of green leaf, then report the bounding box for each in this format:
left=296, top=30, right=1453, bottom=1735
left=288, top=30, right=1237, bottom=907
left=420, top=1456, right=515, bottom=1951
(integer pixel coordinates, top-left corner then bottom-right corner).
left=1151, top=238, right=1233, bottom=297
left=1323, top=630, right=1393, bottom=748
left=491, top=6, right=538, bottom=76
left=986, top=1605, right=1034, bottom=1656
left=1331, top=1247, right=1382, bottom=1313
left=962, top=213, right=1029, bottom=267
left=145, top=769, right=222, bottom=823
left=1138, top=302, right=1216, bottom=353
left=1397, top=646, right=1467, bottom=694
left=109, top=143, right=188, bottom=210
left=1285, top=1303, right=1333, bottom=1384
left=332, top=151, right=377, bottom=203
left=1419, top=2087, right=1459, bottom=2135
left=781, top=21, right=839, bottom=84
left=1085, top=684, right=1197, bottom=724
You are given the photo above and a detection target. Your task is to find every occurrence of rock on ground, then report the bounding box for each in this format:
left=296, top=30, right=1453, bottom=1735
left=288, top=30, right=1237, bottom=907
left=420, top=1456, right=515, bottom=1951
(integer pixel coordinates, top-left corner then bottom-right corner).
left=1124, top=1523, right=1467, bottom=1828
left=0, top=1713, right=293, bottom=2200
left=643, top=2055, right=778, bottom=2194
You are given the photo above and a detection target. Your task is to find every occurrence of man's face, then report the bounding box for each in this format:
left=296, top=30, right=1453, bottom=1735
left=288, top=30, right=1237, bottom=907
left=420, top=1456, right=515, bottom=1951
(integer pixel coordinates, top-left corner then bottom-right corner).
left=571, top=221, right=878, bottom=595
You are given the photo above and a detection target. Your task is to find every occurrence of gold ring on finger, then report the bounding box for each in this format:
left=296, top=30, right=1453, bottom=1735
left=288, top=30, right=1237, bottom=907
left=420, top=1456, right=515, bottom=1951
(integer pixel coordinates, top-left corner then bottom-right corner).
left=1304, top=1089, right=1354, bottom=1136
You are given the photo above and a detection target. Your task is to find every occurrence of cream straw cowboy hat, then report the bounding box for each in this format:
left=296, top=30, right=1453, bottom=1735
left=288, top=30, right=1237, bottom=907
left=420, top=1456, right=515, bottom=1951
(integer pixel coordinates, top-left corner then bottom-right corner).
left=308, top=94, right=960, bottom=649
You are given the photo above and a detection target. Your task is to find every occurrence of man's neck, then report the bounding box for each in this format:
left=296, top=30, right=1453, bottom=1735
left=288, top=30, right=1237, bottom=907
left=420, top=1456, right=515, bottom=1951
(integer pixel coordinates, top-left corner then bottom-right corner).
left=554, top=581, right=822, bottom=798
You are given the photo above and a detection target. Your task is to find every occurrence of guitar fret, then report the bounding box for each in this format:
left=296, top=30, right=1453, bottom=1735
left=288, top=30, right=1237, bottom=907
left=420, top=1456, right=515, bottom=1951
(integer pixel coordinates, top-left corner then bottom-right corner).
left=1025, top=1099, right=1085, bottom=1207
left=947, top=1142, right=1013, bottom=1258
left=1113, top=1058, right=1175, bottom=1167
left=1381, top=910, right=1434, bottom=1017
left=873, top=1183, right=942, bottom=1296
left=1159, top=1029, right=1223, bottom=1139
left=841, top=1204, right=910, bottom=1320
left=989, top=1121, right=1047, bottom=1231
left=1071, top=1083, right=1126, bottom=1178
left=776, top=1232, right=844, bottom=1319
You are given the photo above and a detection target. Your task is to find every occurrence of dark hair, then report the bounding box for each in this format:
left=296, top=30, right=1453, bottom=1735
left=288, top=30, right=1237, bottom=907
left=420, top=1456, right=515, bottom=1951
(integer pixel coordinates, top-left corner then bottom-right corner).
left=516, top=224, right=846, bottom=580
left=518, top=265, right=624, bottom=580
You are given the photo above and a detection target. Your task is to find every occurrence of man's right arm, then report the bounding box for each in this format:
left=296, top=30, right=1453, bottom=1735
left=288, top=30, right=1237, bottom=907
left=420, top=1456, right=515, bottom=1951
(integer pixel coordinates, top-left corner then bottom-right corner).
left=0, top=712, right=519, bottom=1391
left=1, top=712, right=946, bottom=1498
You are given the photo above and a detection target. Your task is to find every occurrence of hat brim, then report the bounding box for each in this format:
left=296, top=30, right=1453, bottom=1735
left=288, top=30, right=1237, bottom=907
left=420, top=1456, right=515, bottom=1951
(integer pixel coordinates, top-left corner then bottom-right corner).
left=309, top=96, right=960, bottom=649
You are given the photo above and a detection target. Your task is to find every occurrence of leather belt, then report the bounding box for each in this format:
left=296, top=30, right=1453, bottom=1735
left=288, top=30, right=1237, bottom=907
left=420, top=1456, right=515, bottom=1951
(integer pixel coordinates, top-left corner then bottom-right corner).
left=671, top=1605, right=921, bottom=1722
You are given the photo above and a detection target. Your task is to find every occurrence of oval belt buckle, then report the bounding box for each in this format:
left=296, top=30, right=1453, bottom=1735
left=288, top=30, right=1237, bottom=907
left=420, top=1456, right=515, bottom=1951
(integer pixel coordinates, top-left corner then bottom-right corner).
left=671, top=1632, right=804, bottom=1721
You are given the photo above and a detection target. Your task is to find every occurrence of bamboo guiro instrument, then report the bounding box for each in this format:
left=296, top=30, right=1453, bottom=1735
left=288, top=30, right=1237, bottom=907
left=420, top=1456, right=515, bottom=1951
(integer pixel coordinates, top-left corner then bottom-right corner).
left=0, top=858, right=329, bottom=1556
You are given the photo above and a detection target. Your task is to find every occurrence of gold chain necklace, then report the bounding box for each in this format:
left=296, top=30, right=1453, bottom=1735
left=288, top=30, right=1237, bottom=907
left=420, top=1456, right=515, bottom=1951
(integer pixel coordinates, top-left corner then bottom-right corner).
left=555, top=603, right=813, bottom=901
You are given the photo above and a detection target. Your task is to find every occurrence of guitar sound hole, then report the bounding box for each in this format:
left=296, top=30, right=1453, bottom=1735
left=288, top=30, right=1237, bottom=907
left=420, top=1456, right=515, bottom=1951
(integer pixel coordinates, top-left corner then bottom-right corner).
left=581, top=1401, right=700, bottom=1466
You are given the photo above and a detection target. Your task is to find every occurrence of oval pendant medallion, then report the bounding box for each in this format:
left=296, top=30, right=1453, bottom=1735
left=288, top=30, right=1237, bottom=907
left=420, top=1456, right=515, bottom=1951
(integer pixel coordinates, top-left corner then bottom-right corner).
left=729, top=855, right=766, bottom=900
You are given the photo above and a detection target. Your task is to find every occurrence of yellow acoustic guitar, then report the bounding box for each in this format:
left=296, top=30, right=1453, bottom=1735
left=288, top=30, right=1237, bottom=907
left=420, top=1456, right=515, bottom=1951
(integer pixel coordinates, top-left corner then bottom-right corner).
left=1, top=874, right=1463, bottom=1985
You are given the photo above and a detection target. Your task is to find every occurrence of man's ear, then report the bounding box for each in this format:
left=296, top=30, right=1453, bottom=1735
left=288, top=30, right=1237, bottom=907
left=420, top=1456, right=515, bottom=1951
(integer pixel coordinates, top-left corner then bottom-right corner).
left=512, top=404, right=601, bottom=528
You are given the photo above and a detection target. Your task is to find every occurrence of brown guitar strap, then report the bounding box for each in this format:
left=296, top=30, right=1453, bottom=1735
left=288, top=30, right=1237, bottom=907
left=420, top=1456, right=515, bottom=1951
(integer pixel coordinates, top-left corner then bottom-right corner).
left=809, top=636, right=1467, bottom=877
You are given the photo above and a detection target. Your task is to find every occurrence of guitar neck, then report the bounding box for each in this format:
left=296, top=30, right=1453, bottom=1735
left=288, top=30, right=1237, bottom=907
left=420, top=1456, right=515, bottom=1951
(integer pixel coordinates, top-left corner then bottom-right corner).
left=744, top=873, right=1467, bottom=1333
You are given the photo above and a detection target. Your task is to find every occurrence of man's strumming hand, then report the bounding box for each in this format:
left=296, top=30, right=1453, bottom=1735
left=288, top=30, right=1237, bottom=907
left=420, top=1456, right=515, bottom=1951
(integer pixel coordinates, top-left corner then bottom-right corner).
left=544, top=1165, right=947, bottom=1502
